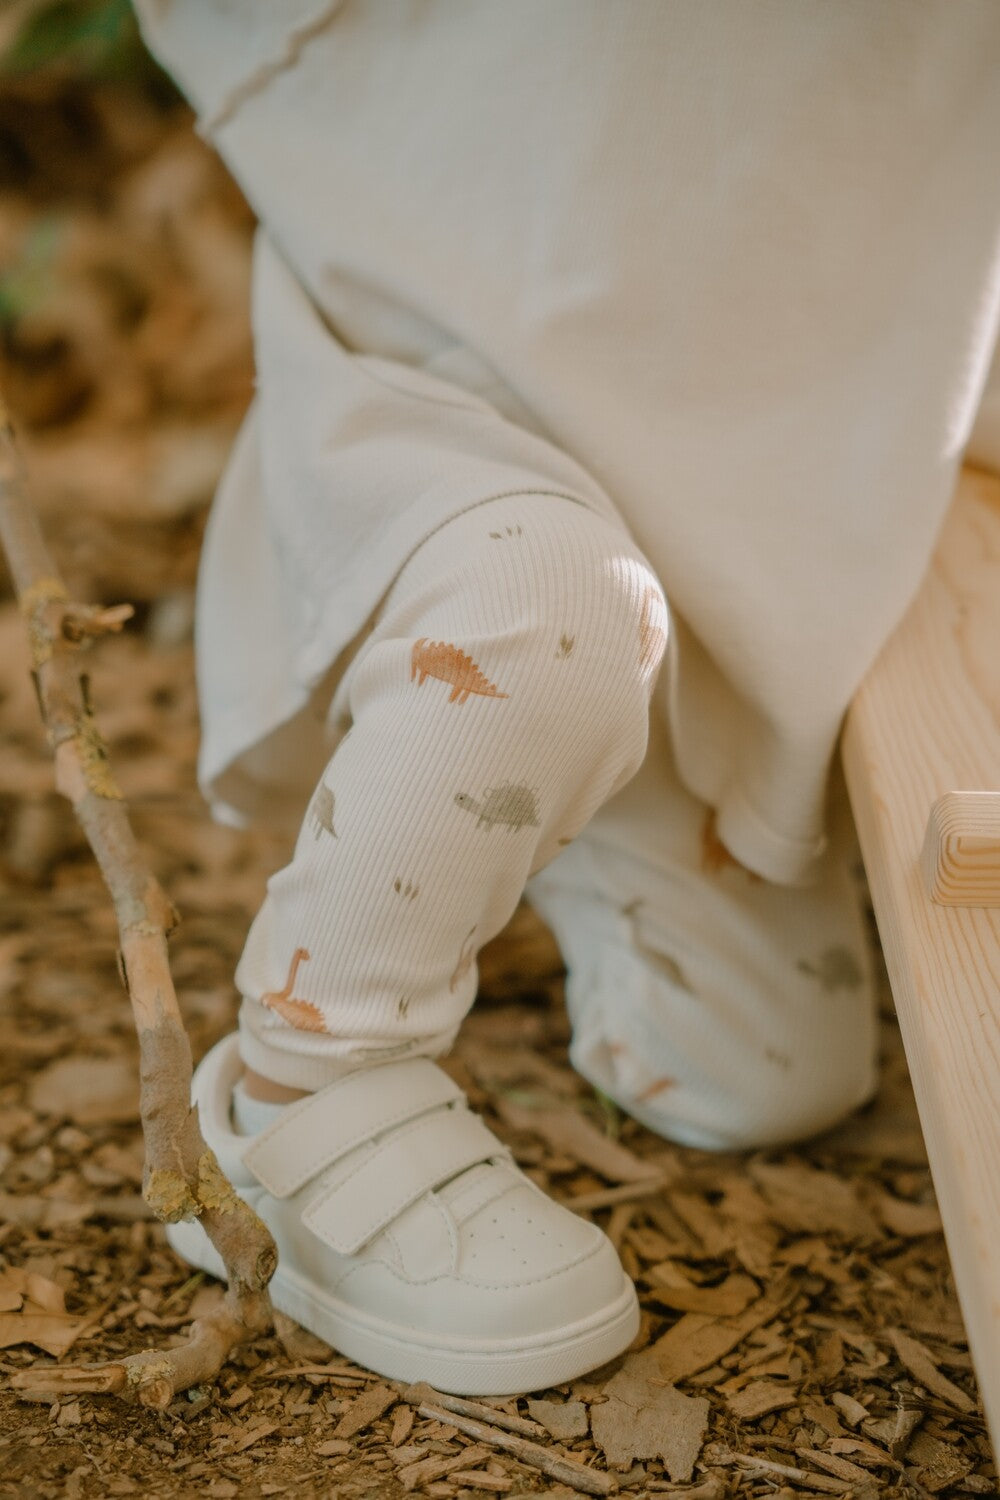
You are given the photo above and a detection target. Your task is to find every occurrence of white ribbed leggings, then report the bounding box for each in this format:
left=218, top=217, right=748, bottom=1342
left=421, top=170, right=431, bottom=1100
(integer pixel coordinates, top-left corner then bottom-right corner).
left=235, top=492, right=877, bottom=1149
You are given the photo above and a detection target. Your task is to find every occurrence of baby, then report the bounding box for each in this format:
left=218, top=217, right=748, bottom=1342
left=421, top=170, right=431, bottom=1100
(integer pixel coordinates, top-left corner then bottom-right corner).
left=134, top=1, right=1000, bottom=1393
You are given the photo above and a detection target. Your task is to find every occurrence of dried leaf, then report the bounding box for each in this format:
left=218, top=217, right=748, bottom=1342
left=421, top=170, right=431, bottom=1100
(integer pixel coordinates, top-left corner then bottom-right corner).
left=652, top=1288, right=790, bottom=1385
left=495, top=1097, right=657, bottom=1182
left=886, top=1327, right=975, bottom=1412
left=24, top=1271, right=66, bottom=1314
left=0, top=1310, right=93, bottom=1358
left=525, top=1398, right=589, bottom=1440
left=591, top=1347, right=709, bottom=1480
left=726, top=1380, right=797, bottom=1420
left=397, top=1444, right=491, bottom=1491
left=905, top=1431, right=973, bottom=1492
left=28, top=1055, right=139, bottom=1125
left=748, top=1161, right=880, bottom=1241
left=647, top=1269, right=758, bottom=1317
left=332, top=1382, right=398, bottom=1440
left=830, top=1391, right=869, bottom=1428
left=875, top=1190, right=943, bottom=1238
left=272, top=1309, right=333, bottom=1364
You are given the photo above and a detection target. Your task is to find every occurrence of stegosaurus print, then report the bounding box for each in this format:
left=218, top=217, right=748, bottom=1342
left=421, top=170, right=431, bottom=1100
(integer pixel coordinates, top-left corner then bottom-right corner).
left=260, top=947, right=326, bottom=1033
left=454, top=782, right=541, bottom=832
left=797, top=946, right=864, bottom=992
left=410, top=639, right=509, bottom=704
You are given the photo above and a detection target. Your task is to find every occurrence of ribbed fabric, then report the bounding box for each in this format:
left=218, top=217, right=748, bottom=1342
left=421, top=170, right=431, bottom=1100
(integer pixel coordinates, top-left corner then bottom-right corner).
left=236, top=494, right=665, bottom=1090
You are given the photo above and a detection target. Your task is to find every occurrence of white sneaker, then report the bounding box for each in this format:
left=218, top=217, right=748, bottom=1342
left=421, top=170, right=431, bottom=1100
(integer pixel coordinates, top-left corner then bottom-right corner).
left=166, top=1034, right=638, bottom=1395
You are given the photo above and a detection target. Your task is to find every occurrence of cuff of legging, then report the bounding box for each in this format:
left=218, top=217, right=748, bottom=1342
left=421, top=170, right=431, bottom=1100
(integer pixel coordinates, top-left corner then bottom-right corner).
left=715, top=787, right=827, bottom=888
left=236, top=999, right=458, bottom=1092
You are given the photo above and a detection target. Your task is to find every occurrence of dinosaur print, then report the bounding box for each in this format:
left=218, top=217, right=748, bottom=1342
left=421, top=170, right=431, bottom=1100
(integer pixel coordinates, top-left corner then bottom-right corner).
left=797, top=946, right=864, bottom=992
left=489, top=525, right=522, bottom=539
left=393, top=877, right=419, bottom=899
left=410, top=639, right=509, bottom=704
left=449, top=926, right=478, bottom=992
left=638, top=586, right=667, bottom=674
left=260, top=947, right=326, bottom=1033
left=556, top=633, right=575, bottom=658
left=309, top=781, right=337, bottom=839
left=454, top=782, right=541, bottom=832
left=605, top=1043, right=676, bottom=1105
left=635, top=1075, right=676, bottom=1103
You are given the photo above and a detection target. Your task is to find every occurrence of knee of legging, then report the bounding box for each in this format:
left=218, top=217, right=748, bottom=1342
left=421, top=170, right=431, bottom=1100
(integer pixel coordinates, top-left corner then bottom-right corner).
left=509, top=517, right=669, bottom=756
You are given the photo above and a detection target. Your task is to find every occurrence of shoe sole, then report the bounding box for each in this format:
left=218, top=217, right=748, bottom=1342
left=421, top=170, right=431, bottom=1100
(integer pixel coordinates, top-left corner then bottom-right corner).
left=165, top=1216, right=639, bottom=1396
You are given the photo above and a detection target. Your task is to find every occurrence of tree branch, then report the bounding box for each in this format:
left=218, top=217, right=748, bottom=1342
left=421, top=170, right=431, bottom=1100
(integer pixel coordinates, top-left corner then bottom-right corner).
left=0, top=393, right=277, bottom=1406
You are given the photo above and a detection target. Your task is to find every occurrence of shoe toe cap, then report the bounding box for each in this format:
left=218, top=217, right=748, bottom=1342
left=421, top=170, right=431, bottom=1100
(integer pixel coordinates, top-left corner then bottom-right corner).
left=342, top=1182, right=632, bottom=1347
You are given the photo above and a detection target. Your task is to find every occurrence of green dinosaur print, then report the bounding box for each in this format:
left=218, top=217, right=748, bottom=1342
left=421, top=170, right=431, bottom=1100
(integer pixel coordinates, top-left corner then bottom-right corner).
left=309, top=781, right=337, bottom=839
left=454, top=782, right=541, bottom=832
left=489, top=525, right=523, bottom=539
left=556, top=633, right=575, bottom=658
left=393, top=877, right=419, bottom=899
left=797, top=945, right=864, bottom=992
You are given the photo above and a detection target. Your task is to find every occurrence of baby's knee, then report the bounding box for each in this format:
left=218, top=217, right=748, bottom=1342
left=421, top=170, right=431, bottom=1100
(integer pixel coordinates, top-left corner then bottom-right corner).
left=516, top=508, right=669, bottom=736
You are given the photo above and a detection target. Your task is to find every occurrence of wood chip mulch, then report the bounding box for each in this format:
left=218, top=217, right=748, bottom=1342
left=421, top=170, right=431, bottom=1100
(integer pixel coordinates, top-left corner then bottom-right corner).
left=0, top=53, right=995, bottom=1500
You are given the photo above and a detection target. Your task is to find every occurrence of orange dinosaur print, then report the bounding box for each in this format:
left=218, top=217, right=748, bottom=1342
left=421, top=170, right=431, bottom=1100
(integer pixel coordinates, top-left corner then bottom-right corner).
left=449, top=926, right=478, bottom=992
left=260, top=947, right=326, bottom=1033
left=635, top=1076, right=676, bottom=1103
left=410, top=639, right=509, bottom=704
left=638, top=586, right=667, bottom=673
left=700, top=809, right=761, bottom=882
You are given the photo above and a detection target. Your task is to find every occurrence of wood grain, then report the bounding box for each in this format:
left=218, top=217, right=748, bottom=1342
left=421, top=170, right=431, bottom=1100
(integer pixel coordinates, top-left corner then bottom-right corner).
left=922, top=791, right=1000, bottom=907
left=843, top=465, right=1000, bottom=1457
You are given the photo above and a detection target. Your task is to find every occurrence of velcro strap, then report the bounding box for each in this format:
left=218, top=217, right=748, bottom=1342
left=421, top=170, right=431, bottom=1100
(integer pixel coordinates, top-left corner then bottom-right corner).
left=243, top=1057, right=463, bottom=1199
left=303, top=1108, right=506, bottom=1255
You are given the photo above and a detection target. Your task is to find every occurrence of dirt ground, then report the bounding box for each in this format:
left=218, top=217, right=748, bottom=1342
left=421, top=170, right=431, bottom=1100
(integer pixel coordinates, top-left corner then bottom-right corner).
left=0, top=32, right=996, bottom=1500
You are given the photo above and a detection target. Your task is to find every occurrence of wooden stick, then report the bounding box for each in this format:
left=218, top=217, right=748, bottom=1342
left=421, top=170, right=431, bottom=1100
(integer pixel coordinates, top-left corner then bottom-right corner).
left=406, top=1394, right=617, bottom=1496
left=400, top=1383, right=547, bottom=1438
left=562, top=1176, right=666, bottom=1213
left=0, top=395, right=277, bottom=1406
left=717, top=1449, right=850, bottom=1494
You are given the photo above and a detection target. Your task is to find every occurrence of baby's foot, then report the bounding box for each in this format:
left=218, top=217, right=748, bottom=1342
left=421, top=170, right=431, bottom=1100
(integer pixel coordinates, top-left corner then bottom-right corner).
left=167, top=1034, right=638, bottom=1394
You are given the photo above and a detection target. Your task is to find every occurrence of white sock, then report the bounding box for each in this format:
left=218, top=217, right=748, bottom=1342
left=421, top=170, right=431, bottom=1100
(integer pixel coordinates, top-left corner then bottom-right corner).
left=231, top=1077, right=288, bottom=1136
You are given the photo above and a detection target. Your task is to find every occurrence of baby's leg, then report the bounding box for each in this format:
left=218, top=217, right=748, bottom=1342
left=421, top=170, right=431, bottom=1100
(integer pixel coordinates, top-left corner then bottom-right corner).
left=234, top=492, right=667, bottom=1091
left=170, top=492, right=662, bottom=1390
left=527, top=712, right=878, bottom=1151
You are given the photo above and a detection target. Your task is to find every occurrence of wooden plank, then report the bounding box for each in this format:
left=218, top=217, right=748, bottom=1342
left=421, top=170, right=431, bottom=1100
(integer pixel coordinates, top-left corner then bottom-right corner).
left=842, top=465, right=1000, bottom=1457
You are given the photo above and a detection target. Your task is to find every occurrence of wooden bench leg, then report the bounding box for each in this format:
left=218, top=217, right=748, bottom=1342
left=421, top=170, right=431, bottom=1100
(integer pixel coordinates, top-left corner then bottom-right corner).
left=842, top=464, right=1000, bottom=1458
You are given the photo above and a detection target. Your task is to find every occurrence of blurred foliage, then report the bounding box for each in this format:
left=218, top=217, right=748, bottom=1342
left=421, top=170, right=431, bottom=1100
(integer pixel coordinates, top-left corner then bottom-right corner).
left=1, top=0, right=175, bottom=96
left=0, top=217, right=59, bottom=330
